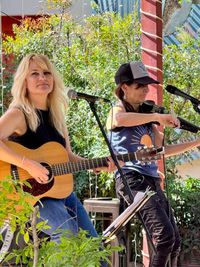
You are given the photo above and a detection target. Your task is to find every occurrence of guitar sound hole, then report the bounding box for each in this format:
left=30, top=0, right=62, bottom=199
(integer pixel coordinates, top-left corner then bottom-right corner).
left=22, top=162, right=54, bottom=196
left=40, top=162, right=53, bottom=182
left=22, top=178, right=54, bottom=196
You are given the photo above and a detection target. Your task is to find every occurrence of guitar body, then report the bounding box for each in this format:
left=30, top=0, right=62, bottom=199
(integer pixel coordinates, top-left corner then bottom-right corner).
left=0, top=141, right=73, bottom=204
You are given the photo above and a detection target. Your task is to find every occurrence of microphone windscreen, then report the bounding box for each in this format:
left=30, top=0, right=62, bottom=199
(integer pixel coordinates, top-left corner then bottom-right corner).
left=166, top=85, right=177, bottom=94
left=67, top=89, right=77, bottom=99
left=178, top=117, right=200, bottom=133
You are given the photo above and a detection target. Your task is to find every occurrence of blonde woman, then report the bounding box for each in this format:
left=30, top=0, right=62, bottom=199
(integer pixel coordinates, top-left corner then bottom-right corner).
left=0, top=54, right=114, bottom=243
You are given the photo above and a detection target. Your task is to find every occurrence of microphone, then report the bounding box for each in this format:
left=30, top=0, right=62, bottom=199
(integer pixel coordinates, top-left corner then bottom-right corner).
left=166, top=85, right=200, bottom=106
left=67, top=89, right=110, bottom=103
left=177, top=117, right=200, bottom=133
left=140, top=100, right=200, bottom=133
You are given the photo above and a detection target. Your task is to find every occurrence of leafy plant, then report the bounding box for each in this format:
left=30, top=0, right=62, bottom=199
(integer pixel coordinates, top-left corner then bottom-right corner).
left=2, top=227, right=121, bottom=267
left=0, top=178, right=33, bottom=230
left=163, top=29, right=200, bottom=145
left=37, top=229, right=121, bottom=267
left=0, top=178, right=121, bottom=266
left=3, top=229, right=120, bottom=267
left=165, top=159, right=200, bottom=264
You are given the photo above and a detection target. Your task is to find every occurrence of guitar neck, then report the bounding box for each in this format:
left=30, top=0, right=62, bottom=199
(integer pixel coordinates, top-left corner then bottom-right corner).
left=52, top=153, right=136, bottom=176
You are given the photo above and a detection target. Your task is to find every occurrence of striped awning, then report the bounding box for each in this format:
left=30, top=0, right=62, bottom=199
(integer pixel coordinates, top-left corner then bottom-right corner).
left=93, top=1, right=200, bottom=44
left=164, top=4, right=200, bottom=45
left=93, top=0, right=139, bottom=16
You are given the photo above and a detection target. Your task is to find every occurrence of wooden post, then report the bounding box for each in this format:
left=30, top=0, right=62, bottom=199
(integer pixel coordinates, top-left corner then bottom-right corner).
left=141, top=1, right=163, bottom=266
left=141, top=0, right=163, bottom=104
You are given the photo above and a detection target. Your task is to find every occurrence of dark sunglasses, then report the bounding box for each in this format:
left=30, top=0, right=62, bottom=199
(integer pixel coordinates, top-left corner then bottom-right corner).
left=135, top=83, right=146, bottom=89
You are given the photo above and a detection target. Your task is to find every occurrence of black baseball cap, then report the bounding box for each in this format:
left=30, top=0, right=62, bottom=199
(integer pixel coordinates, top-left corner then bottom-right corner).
left=115, top=61, right=159, bottom=85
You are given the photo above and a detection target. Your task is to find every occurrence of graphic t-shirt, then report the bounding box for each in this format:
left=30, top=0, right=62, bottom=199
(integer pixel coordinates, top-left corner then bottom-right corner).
left=108, top=123, right=160, bottom=178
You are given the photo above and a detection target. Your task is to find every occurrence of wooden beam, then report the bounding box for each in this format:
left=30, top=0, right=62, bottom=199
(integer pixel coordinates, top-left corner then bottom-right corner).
left=141, top=1, right=163, bottom=266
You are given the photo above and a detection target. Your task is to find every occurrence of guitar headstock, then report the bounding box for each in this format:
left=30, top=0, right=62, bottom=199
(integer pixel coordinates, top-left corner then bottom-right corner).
left=135, top=146, right=164, bottom=163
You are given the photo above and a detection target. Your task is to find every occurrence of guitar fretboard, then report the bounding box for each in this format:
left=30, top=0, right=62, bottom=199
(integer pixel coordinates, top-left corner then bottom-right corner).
left=51, top=153, right=136, bottom=176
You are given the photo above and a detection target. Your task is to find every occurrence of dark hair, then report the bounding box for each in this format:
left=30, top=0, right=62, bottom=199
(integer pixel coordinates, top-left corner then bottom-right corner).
left=114, top=82, right=140, bottom=112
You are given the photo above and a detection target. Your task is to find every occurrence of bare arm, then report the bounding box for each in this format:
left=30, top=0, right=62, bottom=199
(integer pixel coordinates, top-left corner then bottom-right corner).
left=152, top=124, right=164, bottom=147
left=0, top=108, right=27, bottom=167
left=0, top=108, right=49, bottom=183
left=106, top=105, right=180, bottom=130
left=165, top=137, right=200, bottom=158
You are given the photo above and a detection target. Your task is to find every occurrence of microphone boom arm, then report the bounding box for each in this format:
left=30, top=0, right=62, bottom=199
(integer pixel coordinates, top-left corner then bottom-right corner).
left=166, top=85, right=200, bottom=114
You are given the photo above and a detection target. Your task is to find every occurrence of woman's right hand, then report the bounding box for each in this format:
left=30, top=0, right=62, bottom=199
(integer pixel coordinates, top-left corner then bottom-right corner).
left=155, top=113, right=180, bottom=128
left=22, top=158, right=49, bottom=184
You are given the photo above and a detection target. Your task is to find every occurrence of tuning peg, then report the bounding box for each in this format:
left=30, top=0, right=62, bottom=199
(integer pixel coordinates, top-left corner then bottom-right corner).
left=142, top=146, right=153, bottom=152
left=137, top=146, right=142, bottom=150
left=147, top=161, right=152, bottom=165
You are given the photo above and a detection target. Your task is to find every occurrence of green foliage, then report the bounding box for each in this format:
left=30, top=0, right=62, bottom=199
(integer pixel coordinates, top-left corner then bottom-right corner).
left=165, top=170, right=200, bottom=263
left=0, top=178, right=33, bottom=230
left=3, top=227, right=120, bottom=267
left=163, top=29, right=200, bottom=144
left=37, top=229, right=121, bottom=267
left=1, top=1, right=200, bottom=264
left=1, top=179, right=120, bottom=266
left=4, top=243, right=34, bottom=267
left=2, top=4, right=141, bottom=197
left=0, top=179, right=49, bottom=266
left=46, top=0, right=72, bottom=11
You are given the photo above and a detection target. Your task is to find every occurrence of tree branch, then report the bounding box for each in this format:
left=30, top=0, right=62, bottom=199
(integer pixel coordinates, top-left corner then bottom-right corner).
left=163, top=0, right=181, bottom=29
left=31, top=205, right=40, bottom=267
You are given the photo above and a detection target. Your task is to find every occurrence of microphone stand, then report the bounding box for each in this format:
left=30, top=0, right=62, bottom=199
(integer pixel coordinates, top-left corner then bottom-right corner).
left=193, top=104, right=200, bottom=114
left=86, top=100, right=156, bottom=266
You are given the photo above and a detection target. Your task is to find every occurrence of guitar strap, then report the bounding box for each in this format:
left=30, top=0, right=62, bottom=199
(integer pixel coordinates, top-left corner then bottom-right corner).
left=0, top=220, right=14, bottom=263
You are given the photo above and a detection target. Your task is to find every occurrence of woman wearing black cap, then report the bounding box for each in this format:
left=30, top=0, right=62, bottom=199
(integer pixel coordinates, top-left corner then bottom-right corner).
left=106, top=61, right=200, bottom=267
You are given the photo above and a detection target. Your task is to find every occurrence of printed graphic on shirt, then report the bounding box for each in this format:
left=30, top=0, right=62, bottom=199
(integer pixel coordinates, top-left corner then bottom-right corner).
left=131, top=125, right=153, bottom=148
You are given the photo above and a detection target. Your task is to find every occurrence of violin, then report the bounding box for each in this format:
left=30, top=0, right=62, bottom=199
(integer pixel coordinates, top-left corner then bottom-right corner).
left=140, top=100, right=165, bottom=114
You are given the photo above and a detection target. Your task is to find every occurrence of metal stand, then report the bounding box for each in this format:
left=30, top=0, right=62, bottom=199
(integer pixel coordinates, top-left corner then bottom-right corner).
left=103, top=190, right=155, bottom=241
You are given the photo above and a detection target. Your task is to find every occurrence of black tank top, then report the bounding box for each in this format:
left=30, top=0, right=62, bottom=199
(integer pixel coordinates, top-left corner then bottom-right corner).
left=9, top=109, right=66, bottom=149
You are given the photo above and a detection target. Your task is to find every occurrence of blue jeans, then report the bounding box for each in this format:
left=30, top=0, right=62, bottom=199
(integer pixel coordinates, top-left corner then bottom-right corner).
left=37, top=193, right=107, bottom=267
left=116, top=171, right=181, bottom=267
left=37, top=193, right=98, bottom=242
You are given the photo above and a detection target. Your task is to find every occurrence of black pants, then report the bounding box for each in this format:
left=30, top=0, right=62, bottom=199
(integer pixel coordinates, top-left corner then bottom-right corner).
left=116, top=171, right=181, bottom=267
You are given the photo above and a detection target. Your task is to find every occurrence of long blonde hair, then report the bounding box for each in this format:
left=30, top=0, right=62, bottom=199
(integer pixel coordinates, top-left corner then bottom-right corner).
left=9, top=54, right=68, bottom=137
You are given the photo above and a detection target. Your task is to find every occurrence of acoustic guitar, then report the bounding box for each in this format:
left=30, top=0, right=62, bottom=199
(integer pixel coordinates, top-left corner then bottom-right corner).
left=0, top=141, right=164, bottom=204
